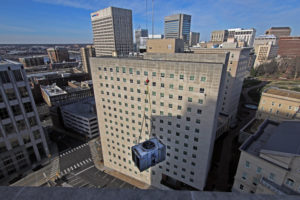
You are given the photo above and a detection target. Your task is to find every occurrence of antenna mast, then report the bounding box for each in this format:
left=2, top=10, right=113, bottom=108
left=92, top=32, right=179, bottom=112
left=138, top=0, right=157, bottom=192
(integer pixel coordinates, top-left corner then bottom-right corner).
left=152, top=0, right=154, bottom=38
left=146, top=0, right=148, bottom=30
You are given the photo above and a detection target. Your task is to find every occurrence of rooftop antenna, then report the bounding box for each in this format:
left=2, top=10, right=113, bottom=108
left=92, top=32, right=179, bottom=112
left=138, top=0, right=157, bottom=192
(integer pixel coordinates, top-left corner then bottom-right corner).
left=152, top=0, right=154, bottom=39
left=146, top=0, right=148, bottom=31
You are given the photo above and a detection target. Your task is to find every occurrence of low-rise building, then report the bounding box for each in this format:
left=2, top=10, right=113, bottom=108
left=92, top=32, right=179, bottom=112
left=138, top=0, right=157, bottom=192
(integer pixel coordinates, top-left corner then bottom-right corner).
left=233, top=120, right=300, bottom=195
left=40, top=84, right=68, bottom=106
left=253, top=44, right=278, bottom=68
left=47, top=47, right=70, bottom=63
left=211, top=30, right=228, bottom=44
left=18, top=56, right=45, bottom=68
left=256, top=87, right=300, bottom=122
left=278, top=36, right=300, bottom=58
left=265, top=27, right=291, bottom=38
left=147, top=38, right=184, bottom=53
left=61, top=97, right=98, bottom=139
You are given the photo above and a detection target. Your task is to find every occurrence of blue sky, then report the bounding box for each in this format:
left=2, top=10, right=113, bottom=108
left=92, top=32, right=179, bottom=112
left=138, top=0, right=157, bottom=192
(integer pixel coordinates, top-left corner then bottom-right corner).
left=0, top=0, right=300, bottom=44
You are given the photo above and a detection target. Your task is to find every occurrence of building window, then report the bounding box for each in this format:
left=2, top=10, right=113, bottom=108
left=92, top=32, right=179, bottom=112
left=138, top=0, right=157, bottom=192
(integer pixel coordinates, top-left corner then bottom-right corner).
left=13, top=70, right=24, bottom=82
left=271, top=102, right=275, bottom=106
left=161, top=73, right=165, bottom=77
left=278, top=104, right=282, bottom=108
left=269, top=173, right=275, bottom=180
left=188, top=97, right=192, bottom=102
left=200, top=88, right=205, bottom=93
left=286, top=178, right=294, bottom=187
left=144, top=71, right=148, bottom=76
left=190, top=76, right=195, bottom=80
left=201, top=77, right=206, bottom=82
left=189, top=87, right=193, bottom=91
left=245, top=161, right=250, bottom=168
left=242, top=172, right=247, bottom=180
left=198, top=99, right=203, bottom=104
left=11, top=105, right=22, bottom=116
left=152, top=72, right=156, bottom=76
left=256, top=167, right=262, bottom=174
left=0, top=71, right=11, bottom=83
left=240, top=184, right=244, bottom=190
left=179, top=85, right=183, bottom=90
left=0, top=108, right=9, bottom=120
left=170, top=74, right=174, bottom=78
left=169, top=84, right=174, bottom=89
left=179, top=75, right=184, bottom=80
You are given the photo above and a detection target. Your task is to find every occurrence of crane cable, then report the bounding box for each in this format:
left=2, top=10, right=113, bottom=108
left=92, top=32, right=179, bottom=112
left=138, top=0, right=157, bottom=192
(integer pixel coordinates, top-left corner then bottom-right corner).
left=137, top=78, right=152, bottom=144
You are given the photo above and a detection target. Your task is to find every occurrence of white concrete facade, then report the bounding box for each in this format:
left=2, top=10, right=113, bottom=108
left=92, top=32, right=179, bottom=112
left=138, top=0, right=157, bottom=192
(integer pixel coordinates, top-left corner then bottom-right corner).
left=90, top=53, right=228, bottom=190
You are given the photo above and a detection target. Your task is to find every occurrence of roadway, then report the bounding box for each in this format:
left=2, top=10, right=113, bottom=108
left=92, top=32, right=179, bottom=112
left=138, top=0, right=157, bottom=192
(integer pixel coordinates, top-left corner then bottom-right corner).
left=57, top=142, right=136, bottom=189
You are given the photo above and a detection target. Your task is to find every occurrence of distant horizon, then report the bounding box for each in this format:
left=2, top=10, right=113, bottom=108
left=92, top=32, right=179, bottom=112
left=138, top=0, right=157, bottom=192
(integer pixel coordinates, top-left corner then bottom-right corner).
left=1, top=0, right=300, bottom=44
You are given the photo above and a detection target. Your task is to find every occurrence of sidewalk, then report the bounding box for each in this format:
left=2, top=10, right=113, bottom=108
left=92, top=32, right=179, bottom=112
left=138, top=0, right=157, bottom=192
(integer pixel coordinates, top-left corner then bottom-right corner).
left=11, top=143, right=60, bottom=186
left=88, top=138, right=150, bottom=189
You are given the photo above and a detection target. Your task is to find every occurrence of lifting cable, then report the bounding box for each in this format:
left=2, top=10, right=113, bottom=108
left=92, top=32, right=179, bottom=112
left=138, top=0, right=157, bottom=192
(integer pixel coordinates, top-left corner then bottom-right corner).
left=137, top=78, right=152, bottom=144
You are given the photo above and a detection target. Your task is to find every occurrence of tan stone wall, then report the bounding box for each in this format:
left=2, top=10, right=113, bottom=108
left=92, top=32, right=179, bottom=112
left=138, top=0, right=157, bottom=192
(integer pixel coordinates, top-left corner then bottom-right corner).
left=90, top=55, right=226, bottom=190
left=256, top=93, right=300, bottom=121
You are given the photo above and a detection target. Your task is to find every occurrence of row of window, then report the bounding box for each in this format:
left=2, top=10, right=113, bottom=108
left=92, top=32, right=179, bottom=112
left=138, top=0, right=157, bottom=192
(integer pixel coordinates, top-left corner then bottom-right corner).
left=98, top=66, right=207, bottom=82
left=99, top=78, right=206, bottom=93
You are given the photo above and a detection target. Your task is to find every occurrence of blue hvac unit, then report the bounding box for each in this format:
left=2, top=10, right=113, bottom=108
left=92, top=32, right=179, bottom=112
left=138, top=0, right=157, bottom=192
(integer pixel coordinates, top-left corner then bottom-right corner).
left=132, top=138, right=166, bottom=172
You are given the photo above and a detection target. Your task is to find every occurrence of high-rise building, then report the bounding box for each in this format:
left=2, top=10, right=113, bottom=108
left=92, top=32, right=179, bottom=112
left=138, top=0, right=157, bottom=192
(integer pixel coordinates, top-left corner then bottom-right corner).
left=0, top=60, right=49, bottom=183
left=211, top=30, right=228, bottom=43
left=191, top=47, right=252, bottom=125
left=233, top=120, right=300, bottom=195
left=256, top=87, right=300, bottom=121
left=90, top=52, right=228, bottom=190
left=91, top=7, right=133, bottom=56
left=18, top=57, right=45, bottom=68
left=47, top=47, right=70, bottom=63
left=164, top=14, right=191, bottom=46
left=228, top=28, right=256, bottom=47
left=80, top=45, right=96, bottom=78
left=135, top=29, right=148, bottom=52
left=278, top=36, right=300, bottom=58
left=189, top=32, right=200, bottom=47
left=265, top=27, right=291, bottom=38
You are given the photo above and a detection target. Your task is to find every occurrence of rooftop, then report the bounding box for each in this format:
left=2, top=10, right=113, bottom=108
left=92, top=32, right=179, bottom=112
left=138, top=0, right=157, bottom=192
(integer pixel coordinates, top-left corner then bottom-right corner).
left=261, top=121, right=300, bottom=156
left=264, top=87, right=300, bottom=100
left=255, top=35, right=277, bottom=39
left=241, top=120, right=300, bottom=157
left=269, top=27, right=291, bottom=30
left=61, top=97, right=96, bottom=119
left=41, top=84, right=67, bottom=97
left=1, top=186, right=299, bottom=200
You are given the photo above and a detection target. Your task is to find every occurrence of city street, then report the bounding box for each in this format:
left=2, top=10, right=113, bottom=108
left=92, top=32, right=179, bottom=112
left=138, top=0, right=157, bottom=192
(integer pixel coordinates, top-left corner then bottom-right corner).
left=56, top=142, right=136, bottom=189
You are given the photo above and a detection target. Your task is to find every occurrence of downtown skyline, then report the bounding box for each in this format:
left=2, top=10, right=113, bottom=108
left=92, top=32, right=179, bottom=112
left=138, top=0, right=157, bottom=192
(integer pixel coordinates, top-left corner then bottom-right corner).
left=1, top=0, right=300, bottom=44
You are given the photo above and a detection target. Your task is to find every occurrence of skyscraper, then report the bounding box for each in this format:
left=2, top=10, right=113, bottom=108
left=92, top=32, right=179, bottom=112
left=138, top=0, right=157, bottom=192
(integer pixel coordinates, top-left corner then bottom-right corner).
left=80, top=45, right=96, bottom=78
left=189, top=32, right=200, bottom=47
left=0, top=60, right=49, bottom=183
left=164, top=14, right=191, bottom=46
left=135, top=29, right=148, bottom=52
left=90, top=52, right=228, bottom=190
left=91, top=7, right=133, bottom=56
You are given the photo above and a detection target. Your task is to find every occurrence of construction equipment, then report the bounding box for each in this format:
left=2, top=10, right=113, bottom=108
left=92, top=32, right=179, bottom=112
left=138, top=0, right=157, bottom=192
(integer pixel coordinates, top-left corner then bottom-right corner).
left=131, top=78, right=166, bottom=172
